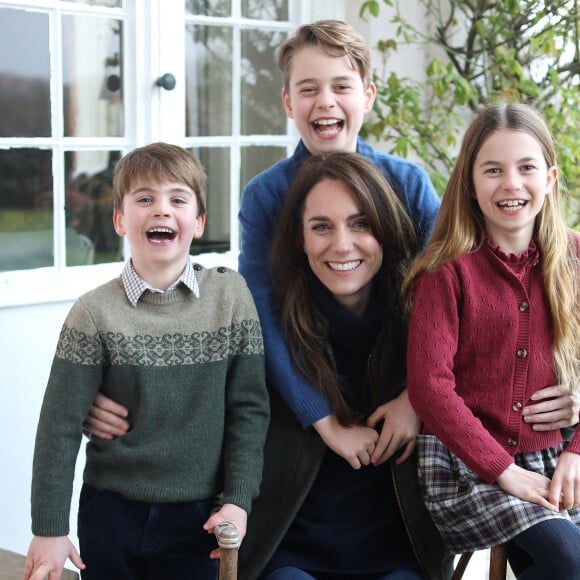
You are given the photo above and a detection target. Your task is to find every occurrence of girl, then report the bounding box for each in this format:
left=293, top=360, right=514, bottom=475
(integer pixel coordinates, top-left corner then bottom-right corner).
left=244, top=151, right=452, bottom=579
left=405, top=103, right=580, bottom=578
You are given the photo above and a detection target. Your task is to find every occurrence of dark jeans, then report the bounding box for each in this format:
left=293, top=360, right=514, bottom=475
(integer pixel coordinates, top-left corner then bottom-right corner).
left=77, top=484, right=218, bottom=580
left=508, top=518, right=580, bottom=579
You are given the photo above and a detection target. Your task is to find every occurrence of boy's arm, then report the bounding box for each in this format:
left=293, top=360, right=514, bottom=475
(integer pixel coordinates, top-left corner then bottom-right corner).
left=24, top=536, right=85, bottom=580
left=238, top=176, right=332, bottom=428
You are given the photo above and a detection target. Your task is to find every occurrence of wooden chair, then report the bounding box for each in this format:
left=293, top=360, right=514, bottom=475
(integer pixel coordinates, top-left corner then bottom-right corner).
left=215, top=521, right=240, bottom=580
left=452, top=544, right=508, bottom=580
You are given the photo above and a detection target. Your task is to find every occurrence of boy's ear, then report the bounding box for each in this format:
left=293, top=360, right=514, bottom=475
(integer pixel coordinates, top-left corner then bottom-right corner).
left=363, top=82, right=377, bottom=114
left=282, top=88, right=295, bottom=119
left=193, top=213, right=206, bottom=239
left=113, top=209, right=126, bottom=236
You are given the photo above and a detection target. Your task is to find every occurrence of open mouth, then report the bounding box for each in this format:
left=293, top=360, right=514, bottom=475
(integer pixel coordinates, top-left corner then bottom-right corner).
left=327, top=260, right=361, bottom=271
left=312, top=118, right=344, bottom=136
left=146, top=227, right=176, bottom=242
left=497, top=200, right=528, bottom=212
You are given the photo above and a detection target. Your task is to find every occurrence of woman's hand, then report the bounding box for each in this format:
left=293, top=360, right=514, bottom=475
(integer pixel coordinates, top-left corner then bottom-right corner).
left=523, top=385, right=580, bottom=431
left=496, top=463, right=559, bottom=512
left=204, top=503, right=247, bottom=560
left=313, top=414, right=379, bottom=469
left=82, top=393, right=130, bottom=440
left=549, top=450, right=580, bottom=511
left=366, top=389, right=421, bottom=466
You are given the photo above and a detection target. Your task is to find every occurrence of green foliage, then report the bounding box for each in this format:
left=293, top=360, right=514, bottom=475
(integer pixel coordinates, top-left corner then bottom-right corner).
left=359, top=0, right=580, bottom=228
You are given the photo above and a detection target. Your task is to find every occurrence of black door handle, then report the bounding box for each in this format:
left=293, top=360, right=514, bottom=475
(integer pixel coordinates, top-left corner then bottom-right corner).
left=155, top=73, right=176, bottom=91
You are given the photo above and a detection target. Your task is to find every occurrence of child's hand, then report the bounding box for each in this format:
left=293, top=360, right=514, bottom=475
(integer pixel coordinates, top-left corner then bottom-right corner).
left=23, top=536, right=85, bottom=580
left=203, top=503, right=247, bottom=560
left=496, top=463, right=559, bottom=512
left=366, top=389, right=421, bottom=466
left=523, top=385, right=580, bottom=431
left=313, top=414, right=379, bottom=469
left=549, top=450, right=580, bottom=511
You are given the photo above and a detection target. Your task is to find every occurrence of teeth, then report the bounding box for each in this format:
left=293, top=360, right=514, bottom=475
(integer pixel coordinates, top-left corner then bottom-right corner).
left=314, top=118, right=341, bottom=126
left=328, top=260, right=361, bottom=271
left=148, top=227, right=174, bottom=234
left=498, top=200, right=526, bottom=208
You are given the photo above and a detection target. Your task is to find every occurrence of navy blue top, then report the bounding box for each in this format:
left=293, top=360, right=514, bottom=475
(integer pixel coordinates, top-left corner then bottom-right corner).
left=264, top=280, right=420, bottom=576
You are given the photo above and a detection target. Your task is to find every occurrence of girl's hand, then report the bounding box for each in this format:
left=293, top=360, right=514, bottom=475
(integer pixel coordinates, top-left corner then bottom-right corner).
left=24, top=536, right=85, bottom=580
left=549, top=450, right=580, bottom=511
left=366, top=389, right=421, bottom=466
left=203, top=503, right=247, bottom=560
left=82, top=393, right=131, bottom=439
left=523, top=385, right=580, bottom=431
left=313, top=414, right=379, bottom=469
left=496, top=463, right=559, bottom=512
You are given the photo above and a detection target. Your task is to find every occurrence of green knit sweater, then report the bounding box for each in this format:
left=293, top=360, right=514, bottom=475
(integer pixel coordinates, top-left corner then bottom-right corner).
left=31, top=265, right=269, bottom=537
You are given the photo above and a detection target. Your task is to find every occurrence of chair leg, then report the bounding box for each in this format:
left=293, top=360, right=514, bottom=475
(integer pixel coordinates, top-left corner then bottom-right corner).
left=452, top=552, right=473, bottom=580
left=489, top=544, right=508, bottom=580
left=215, top=521, right=240, bottom=580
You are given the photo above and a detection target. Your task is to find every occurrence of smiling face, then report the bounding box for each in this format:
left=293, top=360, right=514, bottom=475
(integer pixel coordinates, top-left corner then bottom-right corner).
left=113, top=179, right=205, bottom=287
left=282, top=46, right=376, bottom=156
left=302, top=178, right=382, bottom=315
left=472, top=129, right=557, bottom=254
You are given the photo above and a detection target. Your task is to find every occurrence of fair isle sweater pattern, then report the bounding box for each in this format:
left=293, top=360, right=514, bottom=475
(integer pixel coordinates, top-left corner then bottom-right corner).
left=31, top=265, right=269, bottom=537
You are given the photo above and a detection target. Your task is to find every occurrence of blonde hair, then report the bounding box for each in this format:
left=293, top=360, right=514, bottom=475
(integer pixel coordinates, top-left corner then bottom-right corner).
left=404, top=103, right=579, bottom=392
left=113, top=142, right=206, bottom=216
left=277, top=20, right=373, bottom=90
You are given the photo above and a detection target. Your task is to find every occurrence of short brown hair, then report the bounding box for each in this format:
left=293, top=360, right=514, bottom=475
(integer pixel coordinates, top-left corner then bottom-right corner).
left=113, top=142, right=207, bottom=215
left=278, top=20, right=373, bottom=90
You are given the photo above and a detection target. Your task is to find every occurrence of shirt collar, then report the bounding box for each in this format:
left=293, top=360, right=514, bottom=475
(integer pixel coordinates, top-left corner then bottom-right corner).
left=121, top=258, right=200, bottom=307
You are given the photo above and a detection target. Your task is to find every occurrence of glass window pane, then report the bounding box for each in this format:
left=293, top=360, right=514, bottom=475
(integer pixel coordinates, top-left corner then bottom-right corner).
left=240, top=146, right=287, bottom=191
left=241, top=29, right=286, bottom=135
left=0, top=8, right=50, bottom=137
left=64, top=151, right=122, bottom=266
left=192, top=148, right=230, bottom=254
left=0, top=149, right=53, bottom=271
left=62, top=15, right=124, bottom=138
left=186, top=0, right=231, bottom=17
left=67, top=0, right=122, bottom=6
left=186, top=26, right=232, bottom=137
left=242, top=0, right=288, bottom=20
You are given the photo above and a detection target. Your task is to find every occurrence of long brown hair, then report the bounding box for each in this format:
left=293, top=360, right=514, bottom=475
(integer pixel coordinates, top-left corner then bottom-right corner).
left=272, top=152, right=418, bottom=424
left=404, top=103, right=579, bottom=392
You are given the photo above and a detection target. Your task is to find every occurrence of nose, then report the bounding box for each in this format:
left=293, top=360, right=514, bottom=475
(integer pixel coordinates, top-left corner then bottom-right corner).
left=316, top=86, right=336, bottom=109
left=332, top=226, right=354, bottom=253
left=152, top=198, right=171, bottom=217
left=501, top=168, right=522, bottom=191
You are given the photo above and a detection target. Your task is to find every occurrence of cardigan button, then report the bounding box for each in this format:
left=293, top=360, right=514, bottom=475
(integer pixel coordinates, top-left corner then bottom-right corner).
left=512, top=401, right=522, bottom=412
left=507, top=438, right=518, bottom=447
left=516, top=348, right=528, bottom=358
left=217, top=266, right=227, bottom=273
left=519, top=302, right=529, bottom=312
left=193, top=263, right=203, bottom=271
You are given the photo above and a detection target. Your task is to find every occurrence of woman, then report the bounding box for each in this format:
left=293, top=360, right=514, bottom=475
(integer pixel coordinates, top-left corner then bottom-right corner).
left=239, top=152, right=451, bottom=580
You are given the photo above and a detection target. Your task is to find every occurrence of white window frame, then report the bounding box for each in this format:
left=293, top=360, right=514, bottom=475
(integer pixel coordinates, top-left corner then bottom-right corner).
left=0, top=0, right=343, bottom=307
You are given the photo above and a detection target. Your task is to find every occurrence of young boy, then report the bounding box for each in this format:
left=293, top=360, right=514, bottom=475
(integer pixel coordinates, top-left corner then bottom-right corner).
left=24, top=143, right=269, bottom=580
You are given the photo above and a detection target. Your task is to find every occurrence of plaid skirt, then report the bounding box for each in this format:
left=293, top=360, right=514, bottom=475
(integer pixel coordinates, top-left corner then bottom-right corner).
left=417, top=434, right=580, bottom=554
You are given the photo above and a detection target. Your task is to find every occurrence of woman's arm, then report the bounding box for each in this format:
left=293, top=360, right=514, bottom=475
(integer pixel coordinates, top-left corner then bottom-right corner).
left=83, top=392, right=130, bottom=439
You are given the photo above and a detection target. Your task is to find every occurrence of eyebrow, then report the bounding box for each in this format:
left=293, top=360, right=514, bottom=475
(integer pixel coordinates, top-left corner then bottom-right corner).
left=294, top=75, right=357, bottom=87
left=478, top=156, right=540, bottom=167
left=306, top=211, right=366, bottom=222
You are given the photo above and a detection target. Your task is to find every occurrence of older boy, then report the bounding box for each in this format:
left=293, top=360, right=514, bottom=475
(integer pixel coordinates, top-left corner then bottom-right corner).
left=24, top=143, right=269, bottom=580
